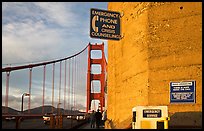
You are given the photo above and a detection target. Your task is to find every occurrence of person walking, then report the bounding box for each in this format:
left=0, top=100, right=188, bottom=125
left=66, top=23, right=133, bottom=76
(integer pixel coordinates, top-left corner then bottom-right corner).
left=90, top=110, right=96, bottom=128
left=102, top=110, right=107, bottom=127
left=95, top=109, right=102, bottom=128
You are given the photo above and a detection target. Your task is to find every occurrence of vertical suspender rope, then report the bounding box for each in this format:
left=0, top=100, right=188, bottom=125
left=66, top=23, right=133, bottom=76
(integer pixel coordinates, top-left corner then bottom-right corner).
left=75, top=56, right=77, bottom=111
left=58, top=61, right=62, bottom=107
left=52, top=63, right=55, bottom=113
left=74, top=57, right=76, bottom=111
left=73, top=57, right=75, bottom=111
left=28, top=68, right=32, bottom=114
left=42, top=65, right=46, bottom=114
left=78, top=55, right=80, bottom=108
left=84, top=50, right=87, bottom=109
left=5, top=72, right=10, bottom=114
left=78, top=54, right=81, bottom=107
left=77, top=55, right=79, bottom=109
left=78, top=55, right=80, bottom=109
left=64, top=60, right=67, bottom=115
left=68, top=59, right=70, bottom=111
left=71, top=58, right=74, bottom=111
left=81, top=52, right=85, bottom=109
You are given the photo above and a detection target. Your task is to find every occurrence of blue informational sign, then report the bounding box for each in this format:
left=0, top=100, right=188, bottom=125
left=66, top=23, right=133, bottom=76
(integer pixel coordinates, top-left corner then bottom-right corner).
left=170, top=81, right=196, bottom=103
left=90, top=8, right=121, bottom=40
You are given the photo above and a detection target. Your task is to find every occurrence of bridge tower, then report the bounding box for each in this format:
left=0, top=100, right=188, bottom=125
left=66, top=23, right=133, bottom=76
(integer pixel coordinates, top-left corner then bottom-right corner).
left=86, top=43, right=106, bottom=113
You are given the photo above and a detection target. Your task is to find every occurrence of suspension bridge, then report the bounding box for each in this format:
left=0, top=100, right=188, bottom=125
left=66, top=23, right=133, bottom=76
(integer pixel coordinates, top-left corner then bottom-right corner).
left=2, top=42, right=107, bottom=129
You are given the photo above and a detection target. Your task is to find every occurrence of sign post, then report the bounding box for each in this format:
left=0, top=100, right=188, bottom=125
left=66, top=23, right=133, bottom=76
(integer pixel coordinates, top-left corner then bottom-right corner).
left=90, top=8, right=121, bottom=40
left=170, top=80, right=196, bottom=103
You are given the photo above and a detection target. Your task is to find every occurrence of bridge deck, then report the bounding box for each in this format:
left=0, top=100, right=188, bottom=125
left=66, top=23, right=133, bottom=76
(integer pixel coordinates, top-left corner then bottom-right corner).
left=77, top=122, right=104, bottom=129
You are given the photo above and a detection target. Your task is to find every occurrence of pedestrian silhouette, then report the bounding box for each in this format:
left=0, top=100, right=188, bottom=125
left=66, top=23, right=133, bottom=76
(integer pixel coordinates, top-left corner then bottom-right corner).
left=90, top=110, right=96, bottom=128
left=95, top=109, right=102, bottom=128
left=102, top=110, right=107, bottom=126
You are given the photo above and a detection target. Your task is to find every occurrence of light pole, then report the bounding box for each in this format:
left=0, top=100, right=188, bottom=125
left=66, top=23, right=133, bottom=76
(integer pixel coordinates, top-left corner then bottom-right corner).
left=71, top=106, right=74, bottom=115
left=21, top=93, right=30, bottom=114
left=71, top=107, right=74, bottom=128
left=56, top=103, right=62, bottom=129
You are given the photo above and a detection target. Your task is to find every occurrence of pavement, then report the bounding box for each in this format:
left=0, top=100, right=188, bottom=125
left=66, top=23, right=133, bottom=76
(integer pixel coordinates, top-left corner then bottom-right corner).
left=78, top=122, right=104, bottom=129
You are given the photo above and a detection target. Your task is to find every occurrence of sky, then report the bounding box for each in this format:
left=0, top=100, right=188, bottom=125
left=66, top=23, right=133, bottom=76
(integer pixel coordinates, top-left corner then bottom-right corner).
left=2, top=2, right=108, bottom=112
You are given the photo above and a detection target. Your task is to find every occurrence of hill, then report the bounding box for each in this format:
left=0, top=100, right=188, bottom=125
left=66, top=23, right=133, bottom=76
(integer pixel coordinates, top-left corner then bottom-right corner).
left=2, top=106, right=81, bottom=115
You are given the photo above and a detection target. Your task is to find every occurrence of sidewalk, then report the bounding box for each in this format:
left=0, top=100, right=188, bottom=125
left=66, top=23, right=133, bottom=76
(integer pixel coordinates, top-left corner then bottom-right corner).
left=78, top=122, right=104, bottom=129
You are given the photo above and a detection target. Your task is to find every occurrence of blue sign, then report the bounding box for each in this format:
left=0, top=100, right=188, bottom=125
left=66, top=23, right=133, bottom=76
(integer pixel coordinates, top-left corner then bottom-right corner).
left=170, top=81, right=196, bottom=103
left=90, top=8, right=121, bottom=40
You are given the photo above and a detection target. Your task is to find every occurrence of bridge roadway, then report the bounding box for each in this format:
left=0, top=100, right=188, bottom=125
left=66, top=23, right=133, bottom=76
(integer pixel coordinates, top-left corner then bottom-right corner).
left=77, top=121, right=105, bottom=129
left=2, top=113, right=104, bottom=129
left=2, top=117, right=88, bottom=129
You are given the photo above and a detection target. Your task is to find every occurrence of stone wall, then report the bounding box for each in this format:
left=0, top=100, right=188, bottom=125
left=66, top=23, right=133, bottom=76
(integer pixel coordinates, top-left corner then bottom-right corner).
left=106, top=2, right=202, bottom=129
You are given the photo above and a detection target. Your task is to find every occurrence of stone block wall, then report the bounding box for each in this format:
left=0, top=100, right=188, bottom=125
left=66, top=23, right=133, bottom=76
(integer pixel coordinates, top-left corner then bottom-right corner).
left=106, top=2, right=202, bottom=129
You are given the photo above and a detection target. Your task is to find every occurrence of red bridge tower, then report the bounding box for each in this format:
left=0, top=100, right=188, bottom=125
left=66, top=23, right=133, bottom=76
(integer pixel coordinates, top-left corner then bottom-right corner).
left=86, top=43, right=106, bottom=113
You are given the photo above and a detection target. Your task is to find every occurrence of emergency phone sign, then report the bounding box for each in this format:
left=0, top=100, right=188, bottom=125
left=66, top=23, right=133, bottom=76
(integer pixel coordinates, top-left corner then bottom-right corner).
left=90, top=8, right=121, bottom=40
left=143, top=109, right=162, bottom=118
left=170, top=81, right=195, bottom=103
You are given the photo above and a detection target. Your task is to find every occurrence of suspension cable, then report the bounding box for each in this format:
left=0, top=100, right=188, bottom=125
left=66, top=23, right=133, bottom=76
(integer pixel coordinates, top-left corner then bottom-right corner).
left=52, top=63, right=55, bottom=113
left=2, top=44, right=89, bottom=72
left=64, top=60, right=67, bottom=115
left=68, top=59, right=70, bottom=112
left=58, top=61, right=62, bottom=107
left=71, top=58, right=74, bottom=111
left=74, top=56, right=77, bottom=111
left=42, top=65, right=46, bottom=114
left=28, top=68, right=32, bottom=114
left=73, top=57, right=76, bottom=112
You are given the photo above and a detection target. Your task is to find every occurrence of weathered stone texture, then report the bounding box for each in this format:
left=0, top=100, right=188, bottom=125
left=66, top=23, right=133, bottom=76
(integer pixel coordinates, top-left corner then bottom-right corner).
left=106, top=2, right=202, bottom=129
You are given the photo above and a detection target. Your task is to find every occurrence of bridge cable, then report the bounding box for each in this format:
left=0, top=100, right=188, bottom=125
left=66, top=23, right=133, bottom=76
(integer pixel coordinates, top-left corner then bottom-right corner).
left=74, top=56, right=76, bottom=115
left=64, top=60, right=67, bottom=115
left=42, top=65, right=46, bottom=114
left=28, top=68, right=32, bottom=114
left=67, top=59, right=70, bottom=112
left=2, top=44, right=89, bottom=72
left=71, top=58, right=74, bottom=113
left=58, top=61, right=62, bottom=113
left=52, top=63, right=55, bottom=113
left=75, top=56, right=77, bottom=112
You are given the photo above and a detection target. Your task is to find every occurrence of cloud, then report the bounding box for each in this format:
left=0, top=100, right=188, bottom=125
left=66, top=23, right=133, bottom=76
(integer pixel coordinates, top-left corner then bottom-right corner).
left=2, top=2, right=78, bottom=27
left=33, top=2, right=79, bottom=28
left=2, top=21, right=62, bottom=64
left=2, top=2, right=84, bottom=65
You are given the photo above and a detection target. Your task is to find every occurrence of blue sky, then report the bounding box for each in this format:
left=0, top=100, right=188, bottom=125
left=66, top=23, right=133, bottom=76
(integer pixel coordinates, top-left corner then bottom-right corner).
left=2, top=2, right=108, bottom=111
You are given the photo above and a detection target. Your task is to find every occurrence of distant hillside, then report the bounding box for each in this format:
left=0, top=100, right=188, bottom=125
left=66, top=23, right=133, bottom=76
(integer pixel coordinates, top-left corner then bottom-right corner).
left=24, top=105, right=55, bottom=114
left=2, top=106, right=81, bottom=115
left=2, top=106, right=20, bottom=115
